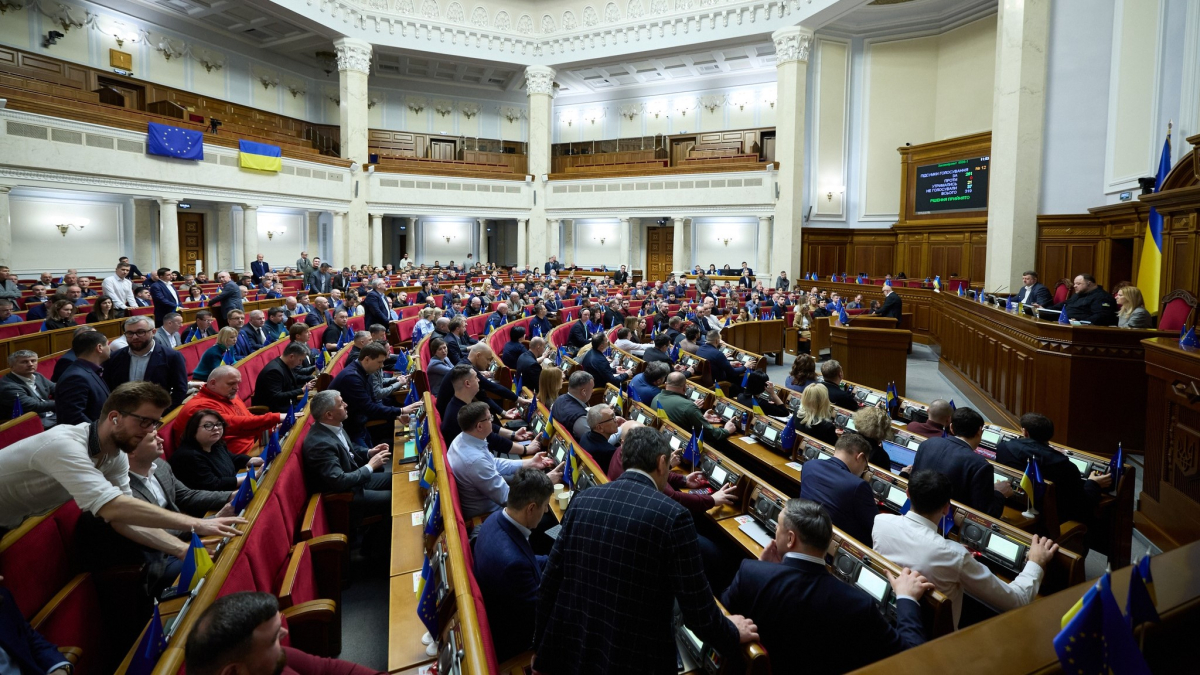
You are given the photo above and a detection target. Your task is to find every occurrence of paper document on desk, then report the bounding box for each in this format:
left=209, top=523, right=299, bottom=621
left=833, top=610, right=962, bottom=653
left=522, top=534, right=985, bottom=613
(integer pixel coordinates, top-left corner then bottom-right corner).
left=738, top=520, right=773, bottom=548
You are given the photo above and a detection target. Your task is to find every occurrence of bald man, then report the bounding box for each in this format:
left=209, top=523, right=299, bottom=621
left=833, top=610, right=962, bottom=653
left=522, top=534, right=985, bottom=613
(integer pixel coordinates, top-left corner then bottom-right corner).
left=907, top=399, right=951, bottom=438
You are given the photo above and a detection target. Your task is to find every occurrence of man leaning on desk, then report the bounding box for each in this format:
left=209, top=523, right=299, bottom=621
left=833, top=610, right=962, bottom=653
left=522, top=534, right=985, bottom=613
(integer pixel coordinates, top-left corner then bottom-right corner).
left=722, top=499, right=934, bottom=675
left=1035, top=274, right=1117, bottom=326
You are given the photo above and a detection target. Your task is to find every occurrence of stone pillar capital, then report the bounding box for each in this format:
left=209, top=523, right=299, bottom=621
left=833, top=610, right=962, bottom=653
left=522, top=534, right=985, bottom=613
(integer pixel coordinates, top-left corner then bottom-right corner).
left=771, top=26, right=814, bottom=65
left=524, top=66, right=557, bottom=97
left=333, top=37, right=372, bottom=75
left=0, top=186, right=12, bottom=195
left=241, top=204, right=259, bottom=212
left=158, top=198, right=179, bottom=207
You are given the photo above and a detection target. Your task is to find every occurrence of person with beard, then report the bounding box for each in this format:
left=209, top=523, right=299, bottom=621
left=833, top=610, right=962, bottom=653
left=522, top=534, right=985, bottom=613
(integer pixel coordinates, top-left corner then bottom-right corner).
left=0, top=382, right=244, bottom=573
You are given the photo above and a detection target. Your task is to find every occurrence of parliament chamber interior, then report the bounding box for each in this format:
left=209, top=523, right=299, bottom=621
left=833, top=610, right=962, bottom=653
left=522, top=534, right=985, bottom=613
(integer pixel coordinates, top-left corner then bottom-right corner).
left=2, top=0, right=1200, bottom=673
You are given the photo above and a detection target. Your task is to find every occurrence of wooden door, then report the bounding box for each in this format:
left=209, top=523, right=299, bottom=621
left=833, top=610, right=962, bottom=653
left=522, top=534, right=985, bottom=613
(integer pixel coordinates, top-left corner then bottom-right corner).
left=430, top=140, right=455, bottom=160
left=96, top=77, right=143, bottom=110
left=647, top=227, right=674, bottom=280
left=671, top=139, right=696, bottom=167
left=178, top=213, right=205, bottom=276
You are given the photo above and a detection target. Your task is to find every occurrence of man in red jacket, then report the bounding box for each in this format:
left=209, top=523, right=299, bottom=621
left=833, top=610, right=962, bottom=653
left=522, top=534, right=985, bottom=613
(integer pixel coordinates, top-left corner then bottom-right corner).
left=186, top=592, right=380, bottom=675
left=174, top=365, right=286, bottom=455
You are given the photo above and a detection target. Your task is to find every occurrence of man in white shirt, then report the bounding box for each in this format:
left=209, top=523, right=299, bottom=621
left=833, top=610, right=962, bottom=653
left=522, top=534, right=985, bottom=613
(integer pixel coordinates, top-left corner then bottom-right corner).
left=871, top=469, right=1058, bottom=629
left=101, top=262, right=137, bottom=310
left=0, top=381, right=242, bottom=554
left=446, top=402, right=560, bottom=521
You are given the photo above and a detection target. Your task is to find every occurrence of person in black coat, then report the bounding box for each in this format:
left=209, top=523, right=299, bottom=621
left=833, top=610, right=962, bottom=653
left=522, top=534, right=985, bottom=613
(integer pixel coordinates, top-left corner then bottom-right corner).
left=533, top=427, right=753, bottom=675
left=696, top=331, right=747, bottom=389
left=251, top=344, right=314, bottom=413
left=516, top=337, right=547, bottom=394
left=1044, top=274, right=1117, bottom=326
left=912, top=407, right=1007, bottom=517
left=208, top=271, right=243, bottom=327
left=567, top=309, right=595, bottom=350
left=818, top=360, right=860, bottom=411
left=501, top=326, right=529, bottom=370
left=576, top=403, right=620, bottom=469
left=0, top=585, right=70, bottom=675
left=721, top=499, right=931, bottom=675
left=328, top=343, right=417, bottom=447
left=797, top=434, right=880, bottom=544
left=301, top=390, right=392, bottom=527
left=432, top=322, right=464, bottom=365
left=169, top=409, right=260, bottom=491
left=875, top=284, right=903, bottom=320
left=103, top=316, right=188, bottom=409
left=148, top=270, right=183, bottom=327
left=1012, top=271, right=1052, bottom=306
left=363, top=280, right=394, bottom=330
left=611, top=265, right=630, bottom=285
left=54, top=331, right=111, bottom=425
left=993, top=413, right=1112, bottom=526
left=581, top=334, right=629, bottom=390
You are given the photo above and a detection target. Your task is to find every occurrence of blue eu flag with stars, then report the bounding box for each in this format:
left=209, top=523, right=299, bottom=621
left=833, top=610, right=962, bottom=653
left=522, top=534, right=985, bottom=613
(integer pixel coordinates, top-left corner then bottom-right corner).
left=147, top=122, right=204, bottom=160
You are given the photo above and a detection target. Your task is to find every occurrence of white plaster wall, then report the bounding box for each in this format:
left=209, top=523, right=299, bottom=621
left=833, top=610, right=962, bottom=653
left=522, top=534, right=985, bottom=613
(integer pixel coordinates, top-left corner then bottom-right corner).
left=9, top=192, right=131, bottom=276
left=692, top=218, right=759, bottom=271
left=251, top=211, right=306, bottom=264
left=419, top=218, right=476, bottom=264
left=1106, top=0, right=1163, bottom=190
left=572, top=219, right=622, bottom=268
left=553, top=85, right=779, bottom=142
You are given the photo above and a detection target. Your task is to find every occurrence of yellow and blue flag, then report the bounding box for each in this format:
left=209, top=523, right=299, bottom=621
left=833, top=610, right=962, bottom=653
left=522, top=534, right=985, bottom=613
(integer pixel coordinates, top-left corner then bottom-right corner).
left=655, top=397, right=669, bottom=422
left=238, top=140, right=283, bottom=172
left=1054, top=573, right=1151, bottom=674
left=230, top=465, right=257, bottom=512
left=418, top=460, right=435, bottom=491
left=423, top=491, right=443, bottom=536
left=177, top=533, right=215, bottom=593
left=1126, top=554, right=1159, bottom=627
left=1137, top=127, right=1171, bottom=314
left=127, top=602, right=167, bottom=675
left=415, top=554, right=439, bottom=635
left=147, top=122, right=203, bottom=160
left=1019, top=458, right=1044, bottom=510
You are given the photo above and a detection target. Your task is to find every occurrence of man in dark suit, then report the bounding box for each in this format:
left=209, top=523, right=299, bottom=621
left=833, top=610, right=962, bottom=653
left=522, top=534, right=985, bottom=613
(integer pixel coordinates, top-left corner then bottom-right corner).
left=1012, top=271, right=1052, bottom=306
left=533, top=427, right=757, bottom=674
left=301, top=390, right=393, bottom=532
left=149, top=267, right=183, bottom=326
left=0, top=581, right=71, bottom=675
left=544, top=256, right=564, bottom=275
left=500, top=325, right=529, bottom=370
left=55, top=330, right=111, bottom=425
left=364, top=278, right=394, bottom=329
left=0, top=350, right=56, bottom=429
left=721, top=499, right=932, bottom=675
left=696, top=330, right=749, bottom=390
left=612, top=265, right=629, bottom=285
left=103, top=316, right=189, bottom=409
left=208, top=271, right=243, bottom=328
left=577, top=403, right=620, bottom=469
left=307, top=263, right=333, bottom=294
left=798, top=433, right=880, bottom=544
left=250, top=254, right=271, bottom=284
left=551, top=371, right=594, bottom=441
left=582, top=333, right=630, bottom=391
left=252, top=343, right=314, bottom=413
left=599, top=298, right=624, bottom=331
left=236, top=310, right=270, bottom=358
left=819, top=360, right=861, bottom=410
left=875, top=284, right=903, bottom=320
left=567, top=308, right=594, bottom=351
left=328, top=343, right=418, bottom=447
left=432, top=319, right=464, bottom=365
left=516, top=337, right=548, bottom=394
left=912, top=407, right=1007, bottom=517
left=474, top=467, right=553, bottom=663
left=993, top=412, right=1111, bottom=526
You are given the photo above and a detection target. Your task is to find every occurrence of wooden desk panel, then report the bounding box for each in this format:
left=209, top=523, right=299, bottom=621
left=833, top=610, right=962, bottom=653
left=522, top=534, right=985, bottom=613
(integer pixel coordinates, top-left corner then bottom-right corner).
left=933, top=293, right=1174, bottom=455
left=722, top=319, right=786, bottom=365
left=1139, top=338, right=1200, bottom=549
left=387, top=574, right=435, bottom=673
left=830, top=325, right=911, bottom=396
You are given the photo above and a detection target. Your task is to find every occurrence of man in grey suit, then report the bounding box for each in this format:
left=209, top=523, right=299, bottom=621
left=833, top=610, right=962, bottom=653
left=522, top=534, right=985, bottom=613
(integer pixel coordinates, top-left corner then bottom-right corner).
left=296, top=251, right=314, bottom=278
left=127, top=429, right=233, bottom=537
left=156, top=312, right=185, bottom=349
left=308, top=263, right=334, bottom=294
left=0, top=350, right=56, bottom=428
left=301, top=390, right=393, bottom=542
left=208, top=271, right=244, bottom=328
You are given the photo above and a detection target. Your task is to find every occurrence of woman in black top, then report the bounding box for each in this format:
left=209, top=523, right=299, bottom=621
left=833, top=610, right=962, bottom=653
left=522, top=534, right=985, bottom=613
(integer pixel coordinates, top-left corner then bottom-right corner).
left=85, top=294, right=122, bottom=324
left=42, top=300, right=78, bottom=331
left=737, top=371, right=789, bottom=417
left=795, top=384, right=839, bottom=446
left=850, top=406, right=895, bottom=468
left=169, top=409, right=262, bottom=491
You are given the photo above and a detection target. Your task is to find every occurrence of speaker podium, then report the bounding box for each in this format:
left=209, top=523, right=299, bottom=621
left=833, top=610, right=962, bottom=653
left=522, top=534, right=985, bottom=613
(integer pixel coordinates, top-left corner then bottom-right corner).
left=830, top=323, right=910, bottom=396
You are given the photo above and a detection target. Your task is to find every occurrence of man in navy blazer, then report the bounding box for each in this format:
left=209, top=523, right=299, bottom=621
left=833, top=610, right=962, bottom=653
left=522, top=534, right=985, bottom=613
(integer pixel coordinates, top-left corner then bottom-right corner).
left=103, top=316, right=189, bottom=409
left=148, top=267, right=183, bottom=326
left=55, top=330, right=112, bottom=425
left=0, top=582, right=70, bottom=675
left=581, top=333, right=629, bottom=390
left=208, top=271, right=243, bottom=328
left=798, top=433, right=881, bottom=545
left=721, top=499, right=932, bottom=675
left=364, top=279, right=394, bottom=329
left=250, top=254, right=271, bottom=283
left=473, top=468, right=553, bottom=662
left=912, top=407, right=1008, bottom=517
left=328, top=343, right=418, bottom=446
left=1012, top=271, right=1052, bottom=307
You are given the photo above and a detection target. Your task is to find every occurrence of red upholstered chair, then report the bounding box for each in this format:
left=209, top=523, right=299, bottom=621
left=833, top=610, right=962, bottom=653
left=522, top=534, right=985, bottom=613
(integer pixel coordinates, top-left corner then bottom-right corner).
left=1052, top=280, right=1071, bottom=305
left=1159, top=290, right=1197, bottom=332
left=0, top=413, right=44, bottom=451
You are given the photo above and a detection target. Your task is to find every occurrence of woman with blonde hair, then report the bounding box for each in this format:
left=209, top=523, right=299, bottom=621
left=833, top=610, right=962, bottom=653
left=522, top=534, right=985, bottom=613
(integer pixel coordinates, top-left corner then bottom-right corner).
left=795, top=384, right=838, bottom=445
left=1116, top=285, right=1153, bottom=328
left=194, top=326, right=240, bottom=381
left=851, top=406, right=894, bottom=468
left=793, top=303, right=813, bottom=353
left=539, top=365, right=565, bottom=399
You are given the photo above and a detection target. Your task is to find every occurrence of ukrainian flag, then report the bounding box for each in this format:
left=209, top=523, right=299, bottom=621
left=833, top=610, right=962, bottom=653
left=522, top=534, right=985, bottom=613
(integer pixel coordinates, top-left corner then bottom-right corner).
left=1138, top=128, right=1172, bottom=314
left=177, top=533, right=215, bottom=593
left=238, top=140, right=283, bottom=172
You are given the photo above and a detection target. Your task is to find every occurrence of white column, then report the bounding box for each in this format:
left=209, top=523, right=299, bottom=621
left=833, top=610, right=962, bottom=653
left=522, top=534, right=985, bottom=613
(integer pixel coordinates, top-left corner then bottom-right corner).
left=629, top=218, right=643, bottom=273
left=332, top=211, right=348, bottom=270
left=525, top=66, right=555, bottom=266
left=334, top=38, right=372, bottom=164
left=406, top=217, right=416, bottom=264
left=133, top=199, right=155, bottom=272
left=305, top=211, right=321, bottom=259
left=370, top=212, right=384, bottom=268
left=563, top=220, right=575, bottom=266
left=516, top=218, right=529, bottom=267
left=241, top=205, right=258, bottom=274
left=216, top=204, right=234, bottom=272
left=985, top=0, right=1050, bottom=291
left=771, top=27, right=813, bottom=278
left=548, top=218, right=561, bottom=263
left=672, top=216, right=687, bottom=273
left=0, top=187, right=11, bottom=268
left=158, top=199, right=180, bottom=272
left=477, top=218, right=489, bottom=264
left=757, top=216, right=773, bottom=277
left=617, top=217, right=631, bottom=270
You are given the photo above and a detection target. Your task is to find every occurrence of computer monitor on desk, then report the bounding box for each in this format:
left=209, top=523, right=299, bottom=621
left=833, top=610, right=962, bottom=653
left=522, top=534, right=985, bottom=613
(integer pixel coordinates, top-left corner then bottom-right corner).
left=882, top=440, right=916, bottom=473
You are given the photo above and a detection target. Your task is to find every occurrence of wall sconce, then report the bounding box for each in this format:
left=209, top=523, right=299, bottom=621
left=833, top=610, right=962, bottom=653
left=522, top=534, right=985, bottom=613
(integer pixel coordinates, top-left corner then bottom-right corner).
left=594, top=236, right=607, bottom=245
left=762, top=95, right=777, bottom=109
left=701, top=96, right=726, bottom=114
left=583, top=109, right=604, bottom=125
left=54, top=219, right=89, bottom=236
left=717, top=237, right=732, bottom=247
left=259, top=75, right=279, bottom=90
left=111, top=29, right=139, bottom=48
left=501, top=107, right=526, bottom=124
left=367, top=96, right=380, bottom=109
left=619, top=104, right=641, bottom=121
left=460, top=103, right=481, bottom=119
left=265, top=226, right=286, bottom=240
left=194, top=49, right=225, bottom=73
left=314, top=51, right=338, bottom=76
left=407, top=100, right=427, bottom=115
left=327, top=95, right=341, bottom=106
left=0, top=2, right=24, bottom=16
left=823, top=185, right=845, bottom=201
left=287, top=85, right=307, bottom=98
left=443, top=235, right=456, bottom=243
left=155, top=37, right=186, bottom=61
left=434, top=101, right=455, bottom=117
